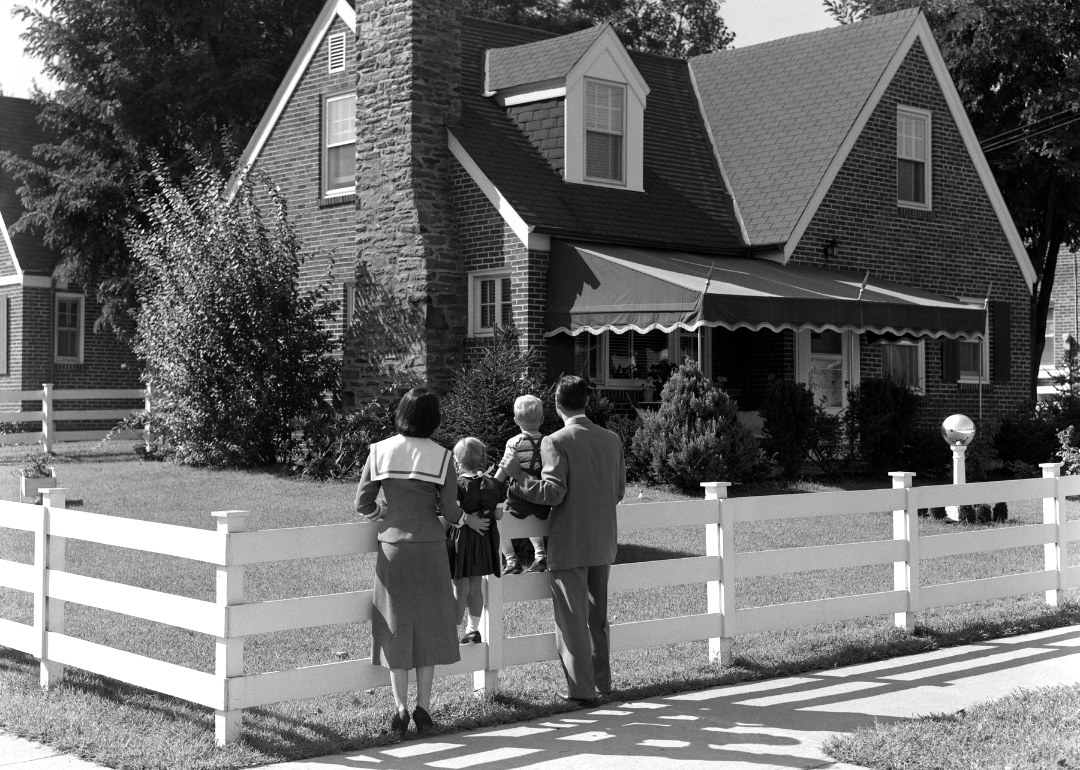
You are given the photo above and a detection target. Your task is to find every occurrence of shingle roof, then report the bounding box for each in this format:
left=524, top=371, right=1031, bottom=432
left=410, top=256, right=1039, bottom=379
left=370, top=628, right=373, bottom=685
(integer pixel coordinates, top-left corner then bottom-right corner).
left=690, top=8, right=920, bottom=246
left=0, top=95, right=59, bottom=275
left=485, top=24, right=606, bottom=92
left=460, top=17, right=745, bottom=254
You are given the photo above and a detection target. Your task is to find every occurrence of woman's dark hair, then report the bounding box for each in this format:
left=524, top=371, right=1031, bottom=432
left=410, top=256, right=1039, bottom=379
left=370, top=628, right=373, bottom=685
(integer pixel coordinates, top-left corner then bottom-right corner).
left=555, top=375, right=589, bottom=411
left=395, top=387, right=442, bottom=437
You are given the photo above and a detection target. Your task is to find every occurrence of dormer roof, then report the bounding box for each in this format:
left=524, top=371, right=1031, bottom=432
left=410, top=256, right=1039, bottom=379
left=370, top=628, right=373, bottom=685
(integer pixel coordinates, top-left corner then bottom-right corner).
left=485, top=24, right=606, bottom=93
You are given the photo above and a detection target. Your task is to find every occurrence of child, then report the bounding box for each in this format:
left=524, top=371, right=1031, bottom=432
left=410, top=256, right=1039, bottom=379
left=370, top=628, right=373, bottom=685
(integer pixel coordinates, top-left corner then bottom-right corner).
left=497, top=395, right=552, bottom=574
left=448, top=437, right=505, bottom=644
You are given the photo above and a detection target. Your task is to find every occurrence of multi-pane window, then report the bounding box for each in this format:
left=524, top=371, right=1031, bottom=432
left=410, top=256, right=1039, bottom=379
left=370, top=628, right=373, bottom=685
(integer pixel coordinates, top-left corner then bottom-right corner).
left=897, top=108, right=929, bottom=206
left=324, top=93, right=356, bottom=197
left=809, top=330, right=844, bottom=407
left=1042, top=303, right=1056, bottom=366
left=55, top=295, right=82, bottom=362
left=573, top=333, right=600, bottom=380
left=472, top=274, right=512, bottom=335
left=881, top=341, right=924, bottom=392
left=958, top=340, right=984, bottom=380
left=585, top=79, right=625, bottom=183
left=607, top=330, right=667, bottom=381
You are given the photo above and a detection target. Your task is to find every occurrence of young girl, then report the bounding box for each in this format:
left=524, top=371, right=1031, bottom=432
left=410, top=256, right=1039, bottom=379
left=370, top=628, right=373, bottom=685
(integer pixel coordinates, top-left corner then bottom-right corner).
left=448, top=437, right=505, bottom=644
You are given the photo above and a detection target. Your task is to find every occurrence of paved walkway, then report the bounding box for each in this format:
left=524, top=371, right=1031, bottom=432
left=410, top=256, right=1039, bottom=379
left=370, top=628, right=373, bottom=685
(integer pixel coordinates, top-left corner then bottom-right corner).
left=3, top=624, right=1080, bottom=770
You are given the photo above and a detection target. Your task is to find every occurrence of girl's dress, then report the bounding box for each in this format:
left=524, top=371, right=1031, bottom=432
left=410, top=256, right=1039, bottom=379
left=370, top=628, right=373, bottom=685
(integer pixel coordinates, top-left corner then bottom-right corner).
left=448, top=470, right=505, bottom=579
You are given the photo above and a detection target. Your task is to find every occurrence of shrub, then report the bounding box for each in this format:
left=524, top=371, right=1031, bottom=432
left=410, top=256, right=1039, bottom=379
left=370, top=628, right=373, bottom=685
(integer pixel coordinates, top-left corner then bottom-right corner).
left=917, top=507, right=928, bottom=517
left=896, top=426, right=950, bottom=479
left=975, top=503, right=993, bottom=523
left=996, top=404, right=1060, bottom=472
left=958, top=504, right=978, bottom=524
left=287, top=403, right=393, bottom=480
left=130, top=154, right=338, bottom=468
left=931, top=506, right=947, bottom=519
left=759, top=379, right=816, bottom=477
left=17, top=451, right=54, bottom=479
left=846, top=379, right=922, bottom=472
left=1058, top=425, right=1080, bottom=476
left=631, top=363, right=761, bottom=492
left=992, top=501, right=1009, bottom=522
left=807, top=406, right=856, bottom=476
left=608, top=413, right=643, bottom=481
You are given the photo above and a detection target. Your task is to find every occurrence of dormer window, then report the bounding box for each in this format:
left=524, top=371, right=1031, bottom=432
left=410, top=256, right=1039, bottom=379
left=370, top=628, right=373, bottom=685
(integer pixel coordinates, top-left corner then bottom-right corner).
left=585, top=80, right=625, bottom=183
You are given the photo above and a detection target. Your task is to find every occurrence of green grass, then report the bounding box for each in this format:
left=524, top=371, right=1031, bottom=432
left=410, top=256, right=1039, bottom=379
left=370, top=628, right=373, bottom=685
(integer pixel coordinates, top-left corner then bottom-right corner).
left=0, top=452, right=1078, bottom=770
left=824, top=683, right=1080, bottom=770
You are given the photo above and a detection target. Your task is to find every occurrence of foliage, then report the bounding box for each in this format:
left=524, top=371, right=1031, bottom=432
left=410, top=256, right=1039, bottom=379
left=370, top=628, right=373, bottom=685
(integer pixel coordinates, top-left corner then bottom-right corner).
left=286, top=403, right=394, bottom=481
left=630, top=363, right=761, bottom=491
left=129, top=153, right=338, bottom=468
left=759, top=379, right=817, bottom=477
left=1057, top=425, right=1080, bottom=476
left=993, top=501, right=1009, bottom=522
left=608, top=413, right=643, bottom=480
left=464, top=0, right=734, bottom=56
left=846, top=379, right=923, bottom=473
left=1, top=0, right=326, bottom=331
left=806, top=405, right=857, bottom=476
left=895, top=425, right=950, bottom=479
left=16, top=451, right=54, bottom=479
left=996, top=403, right=1060, bottom=474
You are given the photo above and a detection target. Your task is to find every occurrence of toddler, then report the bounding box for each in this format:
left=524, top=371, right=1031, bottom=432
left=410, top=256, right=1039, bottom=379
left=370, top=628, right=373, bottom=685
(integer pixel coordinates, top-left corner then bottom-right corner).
left=448, top=437, right=505, bottom=644
left=497, top=395, right=551, bottom=574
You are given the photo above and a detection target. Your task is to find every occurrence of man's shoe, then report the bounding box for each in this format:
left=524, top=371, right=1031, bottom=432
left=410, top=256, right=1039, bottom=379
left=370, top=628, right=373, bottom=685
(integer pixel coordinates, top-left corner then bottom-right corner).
left=459, top=630, right=482, bottom=644
left=556, top=691, right=600, bottom=708
left=526, top=557, right=547, bottom=573
left=504, top=560, right=523, bottom=575
left=412, top=705, right=437, bottom=733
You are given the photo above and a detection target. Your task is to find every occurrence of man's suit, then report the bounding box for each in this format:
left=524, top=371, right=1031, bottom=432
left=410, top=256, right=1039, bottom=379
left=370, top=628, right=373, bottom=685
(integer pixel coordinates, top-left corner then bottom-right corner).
left=507, top=413, right=626, bottom=699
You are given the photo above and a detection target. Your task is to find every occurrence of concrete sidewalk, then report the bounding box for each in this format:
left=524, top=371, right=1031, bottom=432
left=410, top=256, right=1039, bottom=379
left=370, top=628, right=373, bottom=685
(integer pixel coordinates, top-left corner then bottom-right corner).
left=4, top=624, right=1080, bottom=770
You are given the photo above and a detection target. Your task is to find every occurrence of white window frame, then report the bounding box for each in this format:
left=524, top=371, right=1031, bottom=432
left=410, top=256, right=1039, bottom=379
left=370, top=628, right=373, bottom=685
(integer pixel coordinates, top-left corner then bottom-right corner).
left=956, top=298, right=990, bottom=384
left=879, top=339, right=926, bottom=395
left=576, top=328, right=710, bottom=387
left=897, top=106, right=931, bottom=210
left=1040, top=301, right=1057, bottom=372
left=323, top=91, right=356, bottom=198
left=468, top=269, right=513, bottom=337
left=54, top=292, right=84, bottom=364
left=795, top=329, right=861, bottom=413
left=327, top=32, right=346, bottom=74
left=583, top=78, right=626, bottom=186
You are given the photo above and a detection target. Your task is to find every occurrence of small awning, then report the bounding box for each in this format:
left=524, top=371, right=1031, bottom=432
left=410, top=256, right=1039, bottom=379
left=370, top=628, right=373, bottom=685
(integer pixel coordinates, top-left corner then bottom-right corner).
left=546, top=241, right=985, bottom=340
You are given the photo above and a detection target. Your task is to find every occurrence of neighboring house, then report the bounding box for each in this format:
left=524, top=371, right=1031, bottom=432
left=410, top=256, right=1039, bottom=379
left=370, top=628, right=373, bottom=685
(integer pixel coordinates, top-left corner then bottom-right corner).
left=0, top=96, right=142, bottom=426
left=1040, top=246, right=1080, bottom=398
left=236, top=1, right=1035, bottom=426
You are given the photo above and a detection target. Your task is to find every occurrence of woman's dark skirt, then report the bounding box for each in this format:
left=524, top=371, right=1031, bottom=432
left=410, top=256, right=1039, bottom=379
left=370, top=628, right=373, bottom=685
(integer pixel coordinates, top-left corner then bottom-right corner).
left=372, top=540, right=461, bottom=669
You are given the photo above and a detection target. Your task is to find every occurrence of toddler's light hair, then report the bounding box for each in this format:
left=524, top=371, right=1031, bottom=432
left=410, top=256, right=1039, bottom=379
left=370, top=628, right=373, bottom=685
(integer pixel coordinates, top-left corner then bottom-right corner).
left=453, top=436, right=487, bottom=472
left=514, top=394, right=544, bottom=428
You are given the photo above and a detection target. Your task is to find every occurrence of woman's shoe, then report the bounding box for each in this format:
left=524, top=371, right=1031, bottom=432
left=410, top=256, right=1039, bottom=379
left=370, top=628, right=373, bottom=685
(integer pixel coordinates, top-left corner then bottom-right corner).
left=390, top=708, right=410, bottom=736
left=412, top=705, right=437, bottom=733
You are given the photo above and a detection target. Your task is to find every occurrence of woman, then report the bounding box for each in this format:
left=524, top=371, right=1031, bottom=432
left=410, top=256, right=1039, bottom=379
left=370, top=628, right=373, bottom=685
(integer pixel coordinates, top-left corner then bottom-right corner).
left=355, top=387, right=486, bottom=736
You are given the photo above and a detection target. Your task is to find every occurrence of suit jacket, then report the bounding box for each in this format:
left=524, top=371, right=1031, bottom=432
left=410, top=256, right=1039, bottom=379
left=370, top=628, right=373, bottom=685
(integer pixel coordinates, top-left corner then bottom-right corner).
left=508, top=414, right=626, bottom=570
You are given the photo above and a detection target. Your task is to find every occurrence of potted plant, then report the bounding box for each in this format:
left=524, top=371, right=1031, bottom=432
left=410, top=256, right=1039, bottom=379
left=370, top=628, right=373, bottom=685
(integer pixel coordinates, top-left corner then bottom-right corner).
left=17, top=451, right=57, bottom=501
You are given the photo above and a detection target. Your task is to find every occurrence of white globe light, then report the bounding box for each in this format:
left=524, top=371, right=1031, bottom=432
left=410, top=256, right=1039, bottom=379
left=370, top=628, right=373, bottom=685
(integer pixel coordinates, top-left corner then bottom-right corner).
left=941, top=414, right=976, bottom=446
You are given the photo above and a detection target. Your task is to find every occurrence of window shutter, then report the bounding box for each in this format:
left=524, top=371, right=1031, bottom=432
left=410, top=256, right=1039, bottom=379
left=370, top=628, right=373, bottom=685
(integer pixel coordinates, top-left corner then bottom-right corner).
left=992, top=300, right=1011, bottom=382
left=941, top=338, right=959, bottom=382
left=546, top=333, right=574, bottom=383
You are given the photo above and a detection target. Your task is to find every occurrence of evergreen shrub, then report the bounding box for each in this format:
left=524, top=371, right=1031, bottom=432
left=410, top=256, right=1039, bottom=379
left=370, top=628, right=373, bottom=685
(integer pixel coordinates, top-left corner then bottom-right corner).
left=975, top=503, right=993, bottom=523
left=287, top=404, right=393, bottom=480
left=958, top=504, right=978, bottom=524
left=992, top=501, right=1008, bottom=522
left=759, top=379, right=816, bottom=477
left=931, top=506, right=947, bottom=519
left=846, top=379, right=922, bottom=473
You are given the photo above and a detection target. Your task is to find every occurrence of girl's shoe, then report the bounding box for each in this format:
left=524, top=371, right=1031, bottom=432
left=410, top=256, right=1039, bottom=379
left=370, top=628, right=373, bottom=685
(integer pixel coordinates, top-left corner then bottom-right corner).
left=412, top=705, right=437, bottom=733
left=390, top=708, right=410, bottom=736
left=503, top=559, right=523, bottom=575
left=459, top=630, right=482, bottom=644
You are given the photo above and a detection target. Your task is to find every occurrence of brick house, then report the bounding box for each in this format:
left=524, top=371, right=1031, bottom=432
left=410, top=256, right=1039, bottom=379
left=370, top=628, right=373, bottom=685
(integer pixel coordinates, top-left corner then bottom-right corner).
left=0, top=96, right=142, bottom=425
left=235, top=1, right=1035, bottom=426
left=1039, top=246, right=1080, bottom=398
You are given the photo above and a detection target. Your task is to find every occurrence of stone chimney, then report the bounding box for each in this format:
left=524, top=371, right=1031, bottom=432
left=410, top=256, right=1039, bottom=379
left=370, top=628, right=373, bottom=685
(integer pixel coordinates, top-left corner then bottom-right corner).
left=348, top=0, right=464, bottom=398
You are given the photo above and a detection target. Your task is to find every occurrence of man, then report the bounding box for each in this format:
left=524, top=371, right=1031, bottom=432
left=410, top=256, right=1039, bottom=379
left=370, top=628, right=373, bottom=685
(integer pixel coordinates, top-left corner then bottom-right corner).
left=498, top=375, right=626, bottom=705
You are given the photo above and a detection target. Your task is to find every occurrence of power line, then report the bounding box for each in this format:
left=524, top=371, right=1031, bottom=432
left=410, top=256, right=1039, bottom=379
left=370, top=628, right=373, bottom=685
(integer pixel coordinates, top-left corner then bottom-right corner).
left=982, top=113, right=1080, bottom=153
left=979, top=107, right=1077, bottom=146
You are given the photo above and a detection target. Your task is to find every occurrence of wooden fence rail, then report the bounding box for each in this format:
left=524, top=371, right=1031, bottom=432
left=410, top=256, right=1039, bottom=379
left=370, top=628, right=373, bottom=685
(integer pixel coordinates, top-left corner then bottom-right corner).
left=0, top=468, right=1077, bottom=746
left=0, top=384, right=148, bottom=451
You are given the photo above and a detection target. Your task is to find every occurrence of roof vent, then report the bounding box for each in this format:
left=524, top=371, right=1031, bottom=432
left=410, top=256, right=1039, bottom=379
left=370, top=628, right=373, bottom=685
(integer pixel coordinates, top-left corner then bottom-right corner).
left=328, top=32, right=346, bottom=73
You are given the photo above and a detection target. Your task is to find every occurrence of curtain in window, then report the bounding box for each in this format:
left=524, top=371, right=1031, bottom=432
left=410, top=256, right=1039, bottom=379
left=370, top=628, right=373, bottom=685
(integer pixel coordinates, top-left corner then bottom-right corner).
left=882, top=343, right=919, bottom=389
left=326, top=95, right=356, bottom=191
left=897, top=112, right=926, bottom=204
left=608, top=330, right=666, bottom=380
left=585, top=80, right=624, bottom=182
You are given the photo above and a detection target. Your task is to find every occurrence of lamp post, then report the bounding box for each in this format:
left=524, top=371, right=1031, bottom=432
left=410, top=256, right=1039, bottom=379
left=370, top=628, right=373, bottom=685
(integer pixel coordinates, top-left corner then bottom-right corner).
left=941, top=414, right=976, bottom=521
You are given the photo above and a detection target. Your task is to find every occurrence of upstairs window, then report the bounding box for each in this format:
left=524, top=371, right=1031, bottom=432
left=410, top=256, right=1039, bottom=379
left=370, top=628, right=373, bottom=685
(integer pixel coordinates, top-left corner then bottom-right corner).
left=470, top=272, right=512, bottom=336
left=323, top=92, right=356, bottom=197
left=897, top=107, right=930, bottom=208
left=55, top=294, right=83, bottom=363
left=585, top=79, right=625, bottom=184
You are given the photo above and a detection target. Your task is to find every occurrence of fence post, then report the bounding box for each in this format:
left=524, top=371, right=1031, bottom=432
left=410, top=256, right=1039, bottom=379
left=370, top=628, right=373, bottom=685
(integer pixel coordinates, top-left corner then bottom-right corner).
left=212, top=510, right=248, bottom=746
left=36, top=488, right=69, bottom=688
left=41, top=383, right=53, bottom=454
left=1040, top=463, right=1066, bottom=606
left=703, top=481, right=732, bottom=665
left=476, top=566, right=503, bottom=698
left=889, top=472, right=918, bottom=632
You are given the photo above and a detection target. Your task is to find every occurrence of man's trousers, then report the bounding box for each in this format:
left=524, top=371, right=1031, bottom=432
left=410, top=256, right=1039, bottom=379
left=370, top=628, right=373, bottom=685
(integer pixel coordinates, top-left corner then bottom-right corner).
left=549, top=563, right=611, bottom=699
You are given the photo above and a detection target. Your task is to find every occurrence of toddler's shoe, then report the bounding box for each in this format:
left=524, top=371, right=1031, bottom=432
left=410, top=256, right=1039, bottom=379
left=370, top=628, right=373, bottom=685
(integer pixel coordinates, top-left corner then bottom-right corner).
left=503, top=559, right=523, bottom=575
left=460, top=630, right=482, bottom=644
left=526, top=557, right=547, bottom=573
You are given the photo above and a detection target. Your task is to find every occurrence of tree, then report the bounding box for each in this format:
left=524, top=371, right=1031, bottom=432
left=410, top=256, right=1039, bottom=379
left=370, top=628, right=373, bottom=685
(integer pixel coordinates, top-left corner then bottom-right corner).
left=1, top=0, right=326, bottom=333
left=823, top=0, right=1080, bottom=387
left=465, top=0, right=734, bottom=57
left=130, top=153, right=338, bottom=468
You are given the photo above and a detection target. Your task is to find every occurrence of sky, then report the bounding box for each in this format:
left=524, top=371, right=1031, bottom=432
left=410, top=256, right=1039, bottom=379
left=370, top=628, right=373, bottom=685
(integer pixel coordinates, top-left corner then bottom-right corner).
left=0, top=0, right=839, bottom=100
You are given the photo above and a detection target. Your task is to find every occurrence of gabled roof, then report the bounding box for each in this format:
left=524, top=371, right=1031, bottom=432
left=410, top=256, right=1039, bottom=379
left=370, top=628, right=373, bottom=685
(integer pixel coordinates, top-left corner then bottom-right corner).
left=690, top=9, right=920, bottom=249
left=485, top=24, right=606, bottom=92
left=0, top=95, right=60, bottom=276
left=456, top=17, right=745, bottom=254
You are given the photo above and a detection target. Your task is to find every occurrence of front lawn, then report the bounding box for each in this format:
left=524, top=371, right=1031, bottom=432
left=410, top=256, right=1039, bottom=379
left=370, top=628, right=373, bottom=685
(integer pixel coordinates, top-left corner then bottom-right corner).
left=0, top=455, right=1077, bottom=770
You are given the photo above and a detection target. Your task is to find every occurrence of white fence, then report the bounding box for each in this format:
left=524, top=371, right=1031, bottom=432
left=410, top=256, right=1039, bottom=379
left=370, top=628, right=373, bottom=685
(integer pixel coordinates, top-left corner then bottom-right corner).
left=0, top=384, right=147, bottom=451
left=0, top=469, right=1076, bottom=746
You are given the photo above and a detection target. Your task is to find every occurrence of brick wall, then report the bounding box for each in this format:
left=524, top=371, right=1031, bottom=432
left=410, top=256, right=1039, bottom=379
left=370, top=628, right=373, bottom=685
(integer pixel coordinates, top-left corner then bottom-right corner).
left=789, top=40, right=1031, bottom=425
left=506, top=98, right=565, bottom=174
left=1049, top=248, right=1079, bottom=367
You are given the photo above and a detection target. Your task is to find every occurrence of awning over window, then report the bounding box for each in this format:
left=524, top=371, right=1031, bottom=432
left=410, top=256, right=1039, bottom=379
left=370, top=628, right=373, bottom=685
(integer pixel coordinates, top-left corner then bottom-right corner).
left=545, top=241, right=985, bottom=340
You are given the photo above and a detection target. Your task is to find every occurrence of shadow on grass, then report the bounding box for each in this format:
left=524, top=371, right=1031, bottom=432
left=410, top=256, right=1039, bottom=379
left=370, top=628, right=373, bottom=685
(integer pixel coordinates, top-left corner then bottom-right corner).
left=614, top=542, right=696, bottom=563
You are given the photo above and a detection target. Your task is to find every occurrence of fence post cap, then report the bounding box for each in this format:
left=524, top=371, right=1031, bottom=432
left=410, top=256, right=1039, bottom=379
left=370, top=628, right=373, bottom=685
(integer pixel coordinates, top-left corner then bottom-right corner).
left=888, top=471, right=917, bottom=478
left=701, top=481, right=731, bottom=500
left=211, top=510, right=249, bottom=532
left=700, top=482, right=732, bottom=489
left=42, top=488, right=70, bottom=506
left=1040, top=462, right=1063, bottom=477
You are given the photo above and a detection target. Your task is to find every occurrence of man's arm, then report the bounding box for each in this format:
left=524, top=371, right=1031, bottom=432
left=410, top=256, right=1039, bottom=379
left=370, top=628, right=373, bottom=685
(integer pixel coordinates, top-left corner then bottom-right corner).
left=506, top=435, right=568, bottom=507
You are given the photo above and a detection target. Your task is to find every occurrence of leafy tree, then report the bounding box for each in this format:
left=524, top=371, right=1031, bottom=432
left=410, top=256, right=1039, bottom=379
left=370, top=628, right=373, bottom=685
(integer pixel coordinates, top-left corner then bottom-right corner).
left=465, top=0, right=734, bottom=57
left=823, top=0, right=1080, bottom=385
left=130, top=153, right=338, bottom=468
left=1, top=0, right=326, bottom=333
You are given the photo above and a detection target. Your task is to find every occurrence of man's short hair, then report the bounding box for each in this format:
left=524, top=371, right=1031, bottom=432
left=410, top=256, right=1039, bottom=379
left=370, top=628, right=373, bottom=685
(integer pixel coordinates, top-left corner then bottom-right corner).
left=514, top=394, right=544, bottom=427
left=395, top=387, right=442, bottom=438
left=453, top=436, right=487, bottom=472
left=554, top=375, right=589, bottom=412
